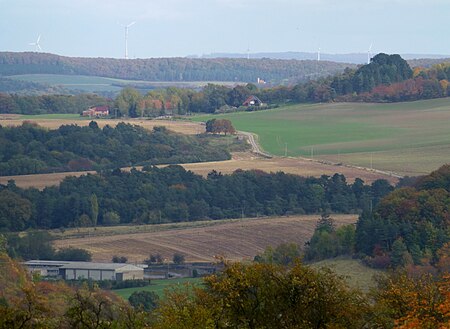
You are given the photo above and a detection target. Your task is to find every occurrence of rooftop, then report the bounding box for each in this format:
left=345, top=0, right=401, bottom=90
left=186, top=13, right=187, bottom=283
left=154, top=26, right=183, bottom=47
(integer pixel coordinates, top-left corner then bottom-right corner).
left=24, top=260, right=143, bottom=272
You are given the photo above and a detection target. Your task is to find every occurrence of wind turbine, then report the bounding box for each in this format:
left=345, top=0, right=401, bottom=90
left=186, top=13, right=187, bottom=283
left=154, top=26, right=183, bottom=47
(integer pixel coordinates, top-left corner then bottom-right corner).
left=367, top=43, right=373, bottom=64
left=29, top=35, right=42, bottom=52
left=121, top=22, right=136, bottom=59
left=317, top=47, right=321, bottom=61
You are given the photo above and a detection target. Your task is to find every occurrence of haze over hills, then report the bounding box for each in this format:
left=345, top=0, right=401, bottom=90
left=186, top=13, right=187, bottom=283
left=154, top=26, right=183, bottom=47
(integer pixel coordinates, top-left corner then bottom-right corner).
left=0, top=52, right=353, bottom=84
left=196, top=51, right=450, bottom=65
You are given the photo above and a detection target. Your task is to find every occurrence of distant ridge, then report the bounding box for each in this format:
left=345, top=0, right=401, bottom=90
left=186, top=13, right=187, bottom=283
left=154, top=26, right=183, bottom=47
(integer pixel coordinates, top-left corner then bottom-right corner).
left=0, top=52, right=354, bottom=84
left=194, top=51, right=450, bottom=65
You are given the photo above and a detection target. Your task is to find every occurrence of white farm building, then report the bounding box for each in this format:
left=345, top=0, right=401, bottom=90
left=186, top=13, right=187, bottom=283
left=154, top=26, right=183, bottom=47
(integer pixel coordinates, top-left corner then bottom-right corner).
left=24, top=260, right=144, bottom=281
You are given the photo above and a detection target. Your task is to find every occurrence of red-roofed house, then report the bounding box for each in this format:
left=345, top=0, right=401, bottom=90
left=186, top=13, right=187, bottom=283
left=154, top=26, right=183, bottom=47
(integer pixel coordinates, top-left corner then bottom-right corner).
left=82, top=106, right=110, bottom=117
left=243, top=95, right=263, bottom=107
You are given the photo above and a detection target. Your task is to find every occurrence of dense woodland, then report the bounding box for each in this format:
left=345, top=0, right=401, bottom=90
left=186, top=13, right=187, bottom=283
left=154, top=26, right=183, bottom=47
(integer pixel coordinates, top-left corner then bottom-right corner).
left=0, top=167, right=393, bottom=231
left=0, top=52, right=352, bottom=83
left=2, top=54, right=450, bottom=117
left=0, top=92, right=110, bottom=114
left=0, top=166, right=449, bottom=327
left=0, top=122, right=237, bottom=176
left=356, top=165, right=450, bottom=269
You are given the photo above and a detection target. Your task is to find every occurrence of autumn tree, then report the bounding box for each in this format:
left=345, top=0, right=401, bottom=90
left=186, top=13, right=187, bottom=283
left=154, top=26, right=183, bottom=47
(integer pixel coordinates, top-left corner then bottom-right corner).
left=372, top=272, right=450, bottom=328
left=205, top=119, right=236, bottom=135
left=254, top=243, right=300, bottom=266
left=115, top=87, right=143, bottom=118
left=154, top=261, right=370, bottom=328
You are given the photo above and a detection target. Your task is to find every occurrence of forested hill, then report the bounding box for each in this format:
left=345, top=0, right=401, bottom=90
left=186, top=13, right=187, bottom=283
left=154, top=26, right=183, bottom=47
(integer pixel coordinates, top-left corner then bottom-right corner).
left=0, top=122, right=235, bottom=176
left=0, top=52, right=354, bottom=83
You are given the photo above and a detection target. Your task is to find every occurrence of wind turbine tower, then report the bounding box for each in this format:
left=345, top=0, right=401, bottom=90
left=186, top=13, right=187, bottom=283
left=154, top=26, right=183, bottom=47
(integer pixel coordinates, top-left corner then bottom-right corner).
left=29, top=35, right=42, bottom=52
left=367, top=43, right=373, bottom=64
left=317, top=47, right=321, bottom=61
left=122, top=22, right=136, bottom=59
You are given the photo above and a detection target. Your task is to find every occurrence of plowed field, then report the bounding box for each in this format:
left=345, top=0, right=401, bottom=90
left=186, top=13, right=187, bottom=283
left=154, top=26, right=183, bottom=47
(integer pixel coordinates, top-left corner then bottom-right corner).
left=53, top=214, right=357, bottom=263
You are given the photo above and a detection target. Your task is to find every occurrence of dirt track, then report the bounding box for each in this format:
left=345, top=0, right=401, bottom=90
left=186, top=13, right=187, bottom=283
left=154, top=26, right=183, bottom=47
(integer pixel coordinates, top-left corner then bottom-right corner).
left=53, top=214, right=358, bottom=263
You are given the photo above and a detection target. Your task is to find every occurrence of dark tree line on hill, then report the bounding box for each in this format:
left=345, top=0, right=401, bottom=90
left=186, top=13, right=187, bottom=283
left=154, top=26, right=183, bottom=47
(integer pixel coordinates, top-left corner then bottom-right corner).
left=0, top=52, right=352, bottom=83
left=0, top=166, right=393, bottom=231
left=0, top=122, right=235, bottom=176
left=1, top=54, right=449, bottom=116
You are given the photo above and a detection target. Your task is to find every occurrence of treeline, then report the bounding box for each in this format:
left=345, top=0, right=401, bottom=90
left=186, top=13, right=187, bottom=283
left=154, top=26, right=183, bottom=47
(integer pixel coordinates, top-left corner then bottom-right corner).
left=301, top=165, right=450, bottom=271
left=2, top=54, right=449, bottom=117
left=355, top=164, right=450, bottom=269
left=0, top=166, right=393, bottom=231
left=0, top=122, right=235, bottom=176
left=0, top=76, right=66, bottom=94
left=0, top=52, right=352, bottom=83
left=1, top=252, right=449, bottom=328
left=0, top=92, right=110, bottom=114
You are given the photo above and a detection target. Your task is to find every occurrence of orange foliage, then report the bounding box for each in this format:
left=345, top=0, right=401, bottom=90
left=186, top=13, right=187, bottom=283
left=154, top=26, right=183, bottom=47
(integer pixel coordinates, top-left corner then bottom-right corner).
left=390, top=274, right=450, bottom=328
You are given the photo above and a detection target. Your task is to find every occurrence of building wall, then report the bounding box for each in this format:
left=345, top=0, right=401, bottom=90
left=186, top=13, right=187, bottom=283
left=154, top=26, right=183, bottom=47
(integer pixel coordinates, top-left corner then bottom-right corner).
left=64, top=269, right=115, bottom=280
left=119, top=270, right=144, bottom=281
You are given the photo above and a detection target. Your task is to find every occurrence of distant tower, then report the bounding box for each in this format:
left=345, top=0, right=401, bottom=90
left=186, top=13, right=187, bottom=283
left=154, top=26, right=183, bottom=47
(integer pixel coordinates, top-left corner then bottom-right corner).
left=317, top=47, right=321, bottom=61
left=121, top=22, right=136, bottom=59
left=29, top=35, right=42, bottom=52
left=367, top=43, right=373, bottom=64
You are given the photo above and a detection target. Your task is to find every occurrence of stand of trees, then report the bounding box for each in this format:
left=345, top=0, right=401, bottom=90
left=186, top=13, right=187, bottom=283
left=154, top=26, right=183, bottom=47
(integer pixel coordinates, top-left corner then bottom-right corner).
left=0, top=166, right=392, bottom=231
left=355, top=164, right=450, bottom=269
left=0, top=92, right=110, bottom=114
left=0, top=122, right=235, bottom=176
left=301, top=165, right=450, bottom=272
left=1, top=251, right=449, bottom=328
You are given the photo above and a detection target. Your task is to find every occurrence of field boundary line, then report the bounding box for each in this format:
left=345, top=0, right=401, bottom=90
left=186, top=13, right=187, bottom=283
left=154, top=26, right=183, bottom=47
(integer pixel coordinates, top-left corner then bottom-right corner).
left=239, top=129, right=403, bottom=180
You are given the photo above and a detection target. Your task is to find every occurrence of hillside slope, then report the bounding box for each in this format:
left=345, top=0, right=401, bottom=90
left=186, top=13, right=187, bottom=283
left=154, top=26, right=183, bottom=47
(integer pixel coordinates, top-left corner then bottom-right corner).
left=52, top=215, right=357, bottom=262
left=0, top=52, right=354, bottom=83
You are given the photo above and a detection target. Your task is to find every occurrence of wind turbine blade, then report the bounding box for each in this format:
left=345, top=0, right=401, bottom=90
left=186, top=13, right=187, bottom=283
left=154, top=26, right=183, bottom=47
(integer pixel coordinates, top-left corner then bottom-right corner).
left=37, top=35, right=41, bottom=43
left=368, top=43, right=373, bottom=52
left=127, top=21, right=136, bottom=27
left=37, top=44, right=42, bottom=51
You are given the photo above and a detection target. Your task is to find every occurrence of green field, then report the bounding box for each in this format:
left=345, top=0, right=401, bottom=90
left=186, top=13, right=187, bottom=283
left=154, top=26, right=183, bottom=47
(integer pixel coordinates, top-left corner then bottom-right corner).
left=9, top=74, right=243, bottom=93
left=193, top=98, right=450, bottom=175
left=9, top=74, right=126, bottom=93
left=310, top=258, right=382, bottom=292
left=113, top=277, right=203, bottom=300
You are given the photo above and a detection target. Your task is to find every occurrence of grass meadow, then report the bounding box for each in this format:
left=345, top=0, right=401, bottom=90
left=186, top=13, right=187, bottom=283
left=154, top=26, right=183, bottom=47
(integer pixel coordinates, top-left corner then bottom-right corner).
left=9, top=74, right=242, bottom=93
left=310, top=258, right=382, bottom=292
left=113, top=277, right=203, bottom=299
left=9, top=74, right=125, bottom=93
left=193, top=98, right=450, bottom=175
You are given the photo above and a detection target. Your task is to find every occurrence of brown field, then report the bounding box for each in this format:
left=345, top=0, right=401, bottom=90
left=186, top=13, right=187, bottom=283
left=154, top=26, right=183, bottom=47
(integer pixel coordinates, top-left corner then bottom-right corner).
left=53, top=214, right=357, bottom=263
left=179, top=152, right=399, bottom=184
left=0, top=153, right=397, bottom=190
left=0, top=118, right=203, bottom=135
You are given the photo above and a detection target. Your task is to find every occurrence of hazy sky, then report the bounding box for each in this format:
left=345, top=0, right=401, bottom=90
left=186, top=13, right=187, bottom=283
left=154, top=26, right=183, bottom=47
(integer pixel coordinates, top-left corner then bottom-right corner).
left=1, top=0, right=449, bottom=58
